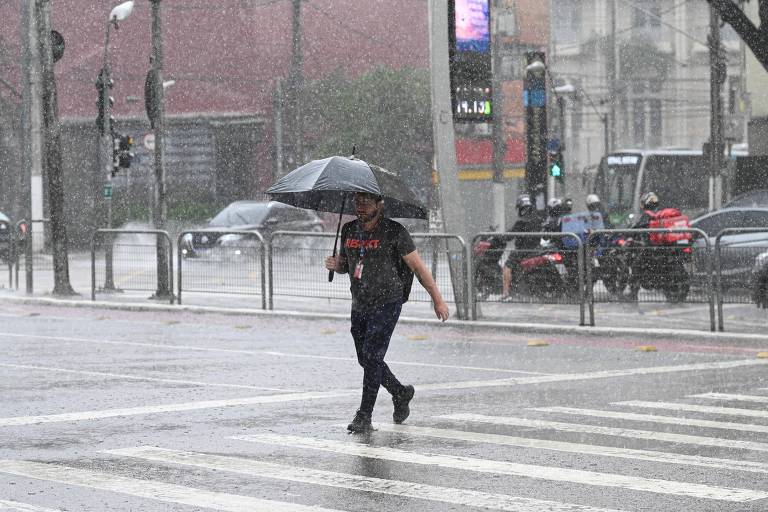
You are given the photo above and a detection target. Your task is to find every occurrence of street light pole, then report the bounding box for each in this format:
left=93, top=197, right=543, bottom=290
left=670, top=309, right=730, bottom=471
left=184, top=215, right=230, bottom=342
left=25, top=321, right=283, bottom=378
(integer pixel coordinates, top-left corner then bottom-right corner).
left=150, top=0, right=171, bottom=300
left=99, top=16, right=116, bottom=290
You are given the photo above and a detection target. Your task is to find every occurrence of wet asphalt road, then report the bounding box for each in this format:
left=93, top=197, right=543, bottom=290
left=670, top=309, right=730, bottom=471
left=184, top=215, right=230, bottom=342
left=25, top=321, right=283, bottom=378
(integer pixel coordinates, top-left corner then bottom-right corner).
left=0, top=303, right=767, bottom=512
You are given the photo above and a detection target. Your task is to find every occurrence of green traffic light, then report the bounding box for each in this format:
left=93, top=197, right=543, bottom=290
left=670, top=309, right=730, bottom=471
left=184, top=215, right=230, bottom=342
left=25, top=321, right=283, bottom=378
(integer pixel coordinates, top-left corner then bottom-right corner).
left=550, top=163, right=561, bottom=178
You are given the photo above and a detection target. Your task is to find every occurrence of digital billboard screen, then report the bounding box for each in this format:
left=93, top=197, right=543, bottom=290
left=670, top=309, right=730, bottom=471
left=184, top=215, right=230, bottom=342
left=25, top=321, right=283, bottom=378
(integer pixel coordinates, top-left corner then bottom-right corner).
left=455, top=0, right=490, bottom=53
left=449, top=0, right=492, bottom=122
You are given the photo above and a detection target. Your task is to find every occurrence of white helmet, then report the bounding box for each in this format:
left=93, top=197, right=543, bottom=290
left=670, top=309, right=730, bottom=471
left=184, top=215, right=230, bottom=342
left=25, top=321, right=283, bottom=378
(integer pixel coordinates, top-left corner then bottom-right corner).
left=586, top=194, right=600, bottom=207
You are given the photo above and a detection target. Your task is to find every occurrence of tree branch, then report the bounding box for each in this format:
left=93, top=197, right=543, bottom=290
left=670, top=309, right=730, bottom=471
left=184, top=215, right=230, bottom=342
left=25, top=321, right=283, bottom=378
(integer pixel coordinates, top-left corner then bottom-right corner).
left=705, top=0, right=768, bottom=72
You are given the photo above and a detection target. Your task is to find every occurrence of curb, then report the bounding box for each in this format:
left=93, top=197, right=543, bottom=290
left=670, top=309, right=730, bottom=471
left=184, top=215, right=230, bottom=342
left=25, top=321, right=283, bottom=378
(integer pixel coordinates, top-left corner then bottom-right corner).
left=2, top=294, right=767, bottom=344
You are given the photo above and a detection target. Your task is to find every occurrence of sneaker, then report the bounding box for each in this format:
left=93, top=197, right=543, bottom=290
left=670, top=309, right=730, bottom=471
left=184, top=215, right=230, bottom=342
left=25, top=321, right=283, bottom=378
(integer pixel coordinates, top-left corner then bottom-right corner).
left=392, top=385, right=415, bottom=424
left=347, top=410, right=373, bottom=433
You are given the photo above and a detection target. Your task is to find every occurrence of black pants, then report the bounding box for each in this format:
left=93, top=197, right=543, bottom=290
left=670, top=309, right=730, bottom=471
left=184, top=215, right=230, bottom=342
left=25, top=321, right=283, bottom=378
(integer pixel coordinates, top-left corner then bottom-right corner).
left=351, top=300, right=406, bottom=415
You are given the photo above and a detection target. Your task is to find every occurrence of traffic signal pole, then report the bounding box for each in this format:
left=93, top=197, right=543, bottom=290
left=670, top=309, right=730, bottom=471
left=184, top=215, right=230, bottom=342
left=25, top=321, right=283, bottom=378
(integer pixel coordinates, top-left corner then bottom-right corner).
left=150, top=0, right=171, bottom=300
left=99, top=22, right=116, bottom=290
left=708, top=5, right=725, bottom=211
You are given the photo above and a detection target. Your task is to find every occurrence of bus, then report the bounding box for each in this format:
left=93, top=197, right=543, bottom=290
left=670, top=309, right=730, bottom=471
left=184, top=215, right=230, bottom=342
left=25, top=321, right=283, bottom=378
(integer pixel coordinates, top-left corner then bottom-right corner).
left=594, top=149, right=709, bottom=227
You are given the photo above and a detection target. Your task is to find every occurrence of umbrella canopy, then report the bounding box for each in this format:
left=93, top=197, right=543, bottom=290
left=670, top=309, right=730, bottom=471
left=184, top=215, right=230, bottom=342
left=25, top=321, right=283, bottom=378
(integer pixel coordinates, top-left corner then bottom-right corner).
left=267, top=156, right=427, bottom=219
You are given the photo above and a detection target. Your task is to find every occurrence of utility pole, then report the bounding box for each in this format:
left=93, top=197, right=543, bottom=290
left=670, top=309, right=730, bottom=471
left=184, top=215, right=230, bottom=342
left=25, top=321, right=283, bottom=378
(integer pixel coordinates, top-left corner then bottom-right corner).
left=289, top=0, right=303, bottom=166
left=20, top=0, right=43, bottom=293
left=38, top=0, right=74, bottom=295
left=98, top=8, right=116, bottom=291
left=274, top=80, right=285, bottom=179
left=150, top=0, right=171, bottom=299
left=491, top=0, right=505, bottom=231
left=428, top=0, right=468, bottom=319
left=606, top=0, right=617, bottom=152
left=708, top=5, right=725, bottom=211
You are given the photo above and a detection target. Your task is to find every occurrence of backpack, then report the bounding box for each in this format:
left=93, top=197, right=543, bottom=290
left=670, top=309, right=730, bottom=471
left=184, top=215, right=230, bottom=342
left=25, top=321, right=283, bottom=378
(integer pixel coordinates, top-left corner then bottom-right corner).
left=647, top=208, right=692, bottom=245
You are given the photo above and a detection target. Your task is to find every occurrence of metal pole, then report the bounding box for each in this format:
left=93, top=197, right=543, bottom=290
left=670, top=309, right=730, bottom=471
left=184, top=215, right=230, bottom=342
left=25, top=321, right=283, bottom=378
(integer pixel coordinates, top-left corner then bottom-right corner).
left=99, top=19, right=116, bottom=291
left=708, top=5, right=725, bottom=212
left=607, top=0, right=617, bottom=152
left=428, top=0, right=469, bottom=319
left=20, top=0, right=42, bottom=294
left=491, top=0, right=505, bottom=231
left=290, top=0, right=303, bottom=165
left=150, top=0, right=171, bottom=299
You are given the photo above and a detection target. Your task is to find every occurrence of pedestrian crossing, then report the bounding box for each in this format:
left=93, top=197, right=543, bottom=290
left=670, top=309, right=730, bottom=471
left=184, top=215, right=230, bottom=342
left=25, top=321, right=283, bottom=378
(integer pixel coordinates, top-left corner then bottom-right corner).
left=3, top=389, right=768, bottom=511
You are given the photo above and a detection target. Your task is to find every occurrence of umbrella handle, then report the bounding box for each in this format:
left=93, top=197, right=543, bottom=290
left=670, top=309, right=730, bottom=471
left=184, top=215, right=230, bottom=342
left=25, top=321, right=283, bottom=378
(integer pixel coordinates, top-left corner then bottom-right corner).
left=329, top=194, right=347, bottom=282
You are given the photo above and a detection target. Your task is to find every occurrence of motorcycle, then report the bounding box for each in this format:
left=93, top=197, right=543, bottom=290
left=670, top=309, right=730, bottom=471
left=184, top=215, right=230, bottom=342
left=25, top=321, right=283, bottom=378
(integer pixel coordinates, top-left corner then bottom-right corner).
left=472, top=230, right=507, bottom=300
left=621, top=237, right=692, bottom=302
left=590, top=234, right=631, bottom=297
left=472, top=233, right=575, bottom=301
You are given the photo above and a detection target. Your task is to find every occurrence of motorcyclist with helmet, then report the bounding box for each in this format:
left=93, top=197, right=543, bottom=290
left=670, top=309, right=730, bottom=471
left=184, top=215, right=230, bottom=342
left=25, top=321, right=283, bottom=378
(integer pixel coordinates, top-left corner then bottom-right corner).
left=501, top=193, right=541, bottom=301
left=627, top=191, right=662, bottom=300
left=586, top=193, right=613, bottom=229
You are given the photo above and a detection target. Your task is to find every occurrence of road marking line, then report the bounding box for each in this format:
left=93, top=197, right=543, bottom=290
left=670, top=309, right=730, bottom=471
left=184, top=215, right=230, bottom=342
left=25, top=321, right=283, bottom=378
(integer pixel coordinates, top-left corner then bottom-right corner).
left=418, top=358, right=768, bottom=391
left=375, top=423, right=768, bottom=474
left=692, top=392, right=768, bottom=404
left=0, top=500, right=62, bottom=512
left=3, top=358, right=768, bottom=426
left=231, top=434, right=768, bottom=502
left=438, top=413, right=768, bottom=452
left=0, top=332, right=546, bottom=376
left=0, top=391, right=355, bottom=427
left=532, top=407, right=768, bottom=434
left=0, top=363, right=294, bottom=392
left=616, top=401, right=768, bottom=420
left=0, top=460, right=342, bottom=512
left=106, top=446, right=624, bottom=512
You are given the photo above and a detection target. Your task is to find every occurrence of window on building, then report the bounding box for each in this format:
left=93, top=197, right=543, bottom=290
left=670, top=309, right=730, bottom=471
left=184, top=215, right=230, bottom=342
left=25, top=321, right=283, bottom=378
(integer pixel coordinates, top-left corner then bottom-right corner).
left=633, top=100, right=646, bottom=146
left=551, top=0, right=582, bottom=44
left=631, top=0, right=662, bottom=30
left=649, top=99, right=662, bottom=147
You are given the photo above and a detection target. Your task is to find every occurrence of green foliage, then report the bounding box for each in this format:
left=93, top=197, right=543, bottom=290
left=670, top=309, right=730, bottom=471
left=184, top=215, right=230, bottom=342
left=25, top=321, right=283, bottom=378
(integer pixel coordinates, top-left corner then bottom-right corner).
left=301, top=67, right=433, bottom=200
left=168, top=200, right=221, bottom=222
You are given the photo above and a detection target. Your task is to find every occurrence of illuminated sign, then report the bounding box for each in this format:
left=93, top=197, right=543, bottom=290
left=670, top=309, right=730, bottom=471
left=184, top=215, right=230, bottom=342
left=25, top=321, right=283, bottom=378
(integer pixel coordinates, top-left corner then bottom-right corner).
left=607, top=155, right=640, bottom=165
left=449, top=0, right=492, bottom=122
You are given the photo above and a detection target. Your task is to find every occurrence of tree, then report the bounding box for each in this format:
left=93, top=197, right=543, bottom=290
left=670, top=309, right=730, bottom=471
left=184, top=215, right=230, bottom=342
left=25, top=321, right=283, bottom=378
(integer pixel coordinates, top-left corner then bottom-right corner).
left=706, top=0, right=768, bottom=72
left=301, top=67, right=433, bottom=203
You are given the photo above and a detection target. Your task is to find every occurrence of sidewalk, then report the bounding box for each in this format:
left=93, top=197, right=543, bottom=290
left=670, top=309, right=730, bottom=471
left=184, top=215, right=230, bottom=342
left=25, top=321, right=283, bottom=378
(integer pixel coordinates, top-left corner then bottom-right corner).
left=2, top=278, right=767, bottom=344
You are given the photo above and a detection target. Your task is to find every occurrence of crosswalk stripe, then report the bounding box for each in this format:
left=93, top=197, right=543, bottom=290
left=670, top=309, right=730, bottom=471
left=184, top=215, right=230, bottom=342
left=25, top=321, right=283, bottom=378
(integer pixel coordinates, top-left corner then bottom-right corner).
left=437, top=413, right=768, bottom=453
left=231, top=433, right=768, bottom=502
left=616, top=401, right=768, bottom=419
left=532, top=407, right=768, bottom=434
left=106, top=446, right=625, bottom=512
left=0, top=390, right=354, bottom=427
left=376, top=423, right=768, bottom=474
left=692, top=392, right=768, bottom=404
left=0, top=460, right=343, bottom=512
left=0, top=500, right=62, bottom=512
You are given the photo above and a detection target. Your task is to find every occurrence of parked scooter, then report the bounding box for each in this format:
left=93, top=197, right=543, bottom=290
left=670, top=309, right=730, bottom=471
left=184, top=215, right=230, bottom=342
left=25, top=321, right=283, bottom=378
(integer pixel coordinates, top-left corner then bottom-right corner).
left=472, top=229, right=507, bottom=300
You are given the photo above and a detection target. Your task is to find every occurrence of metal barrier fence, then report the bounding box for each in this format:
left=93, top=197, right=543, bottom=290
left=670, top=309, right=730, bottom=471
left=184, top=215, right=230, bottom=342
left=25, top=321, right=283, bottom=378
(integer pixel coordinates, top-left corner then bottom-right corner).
left=177, top=230, right=267, bottom=309
left=715, top=228, right=768, bottom=331
left=469, top=232, right=585, bottom=324
left=268, top=231, right=469, bottom=318
left=91, top=229, right=174, bottom=303
left=585, top=228, right=715, bottom=331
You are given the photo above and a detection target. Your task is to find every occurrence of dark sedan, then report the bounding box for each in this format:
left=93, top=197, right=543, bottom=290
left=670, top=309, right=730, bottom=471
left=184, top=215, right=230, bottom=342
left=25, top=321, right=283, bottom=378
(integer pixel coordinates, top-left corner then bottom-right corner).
left=180, top=201, right=324, bottom=258
left=689, top=207, right=768, bottom=292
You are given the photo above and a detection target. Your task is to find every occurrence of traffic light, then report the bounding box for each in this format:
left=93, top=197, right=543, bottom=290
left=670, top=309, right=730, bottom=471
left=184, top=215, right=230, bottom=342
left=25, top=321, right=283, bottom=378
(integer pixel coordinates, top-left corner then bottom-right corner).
left=548, top=150, right=564, bottom=181
left=111, top=134, right=134, bottom=176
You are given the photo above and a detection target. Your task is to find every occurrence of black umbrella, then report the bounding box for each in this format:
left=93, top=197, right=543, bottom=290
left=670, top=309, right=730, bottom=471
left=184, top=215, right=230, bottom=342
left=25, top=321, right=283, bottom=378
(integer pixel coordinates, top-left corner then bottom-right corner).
left=267, top=156, right=427, bottom=281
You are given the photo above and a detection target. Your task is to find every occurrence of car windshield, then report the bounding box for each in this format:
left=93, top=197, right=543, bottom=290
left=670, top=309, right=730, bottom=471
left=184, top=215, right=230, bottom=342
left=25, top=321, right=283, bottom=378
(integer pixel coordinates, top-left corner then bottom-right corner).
left=209, top=203, right=270, bottom=227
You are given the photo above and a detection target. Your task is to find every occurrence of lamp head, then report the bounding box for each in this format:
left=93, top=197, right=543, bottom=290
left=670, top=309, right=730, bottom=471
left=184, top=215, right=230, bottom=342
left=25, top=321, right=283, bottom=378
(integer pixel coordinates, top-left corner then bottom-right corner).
left=109, top=1, right=134, bottom=27
left=525, top=60, right=546, bottom=73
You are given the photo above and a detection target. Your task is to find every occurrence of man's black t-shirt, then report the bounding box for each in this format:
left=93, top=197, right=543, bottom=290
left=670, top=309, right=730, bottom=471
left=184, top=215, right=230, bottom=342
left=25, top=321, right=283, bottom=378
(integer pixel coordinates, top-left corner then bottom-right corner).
left=340, top=217, right=416, bottom=311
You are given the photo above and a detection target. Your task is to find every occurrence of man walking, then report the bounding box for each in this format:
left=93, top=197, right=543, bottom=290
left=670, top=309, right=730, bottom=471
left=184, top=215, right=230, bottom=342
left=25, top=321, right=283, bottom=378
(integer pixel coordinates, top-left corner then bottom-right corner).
left=325, top=192, right=449, bottom=433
